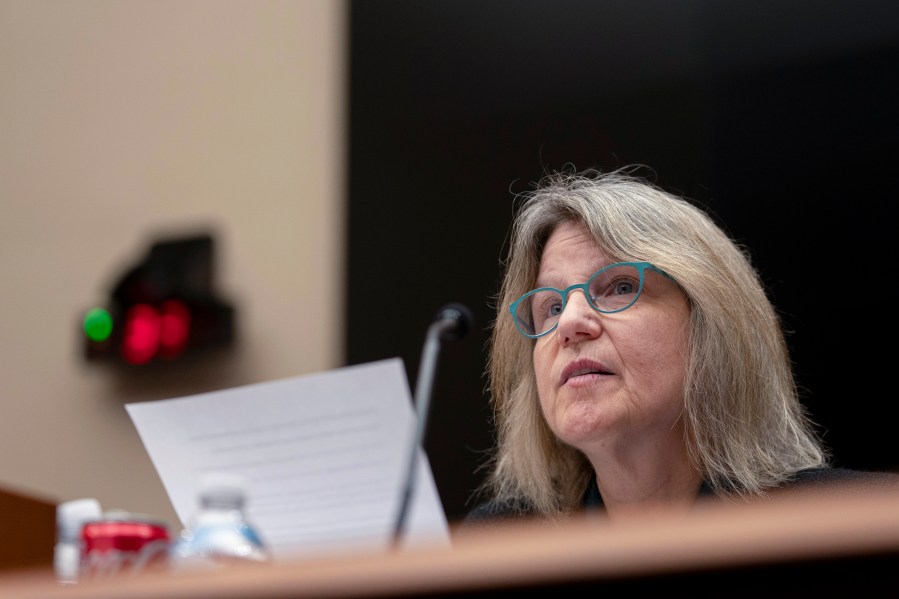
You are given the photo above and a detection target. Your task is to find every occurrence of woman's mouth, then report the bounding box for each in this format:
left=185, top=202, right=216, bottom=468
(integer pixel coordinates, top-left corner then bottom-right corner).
left=560, top=359, right=613, bottom=385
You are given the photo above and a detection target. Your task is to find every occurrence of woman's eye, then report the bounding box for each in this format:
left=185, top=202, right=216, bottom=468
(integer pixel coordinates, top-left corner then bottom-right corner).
left=612, top=280, right=636, bottom=295
left=530, top=294, right=562, bottom=327
left=536, top=296, right=562, bottom=317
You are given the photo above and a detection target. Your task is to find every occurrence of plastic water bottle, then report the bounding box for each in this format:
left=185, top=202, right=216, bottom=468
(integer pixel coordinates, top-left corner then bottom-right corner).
left=54, top=498, right=102, bottom=584
left=170, top=472, right=270, bottom=571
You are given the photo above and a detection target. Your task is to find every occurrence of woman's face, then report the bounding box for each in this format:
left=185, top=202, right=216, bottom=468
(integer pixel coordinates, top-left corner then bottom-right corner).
left=532, top=222, right=691, bottom=457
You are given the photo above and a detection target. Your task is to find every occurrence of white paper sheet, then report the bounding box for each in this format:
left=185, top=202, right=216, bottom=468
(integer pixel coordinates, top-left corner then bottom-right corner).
left=125, top=358, right=450, bottom=561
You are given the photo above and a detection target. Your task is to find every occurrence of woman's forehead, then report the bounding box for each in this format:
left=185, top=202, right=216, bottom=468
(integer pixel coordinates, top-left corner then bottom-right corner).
left=541, top=223, right=608, bottom=261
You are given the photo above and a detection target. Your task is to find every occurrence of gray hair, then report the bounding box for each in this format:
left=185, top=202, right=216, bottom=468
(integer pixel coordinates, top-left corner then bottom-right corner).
left=479, top=166, right=827, bottom=515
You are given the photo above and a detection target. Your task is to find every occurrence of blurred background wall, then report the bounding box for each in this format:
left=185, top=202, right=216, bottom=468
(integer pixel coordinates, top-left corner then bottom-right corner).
left=0, top=0, right=346, bottom=529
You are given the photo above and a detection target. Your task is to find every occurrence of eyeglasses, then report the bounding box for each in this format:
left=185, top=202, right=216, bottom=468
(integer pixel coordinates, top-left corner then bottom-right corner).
left=509, top=261, right=671, bottom=338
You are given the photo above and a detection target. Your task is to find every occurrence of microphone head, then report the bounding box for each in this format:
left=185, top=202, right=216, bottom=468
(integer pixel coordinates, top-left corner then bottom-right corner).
left=433, top=303, right=474, bottom=342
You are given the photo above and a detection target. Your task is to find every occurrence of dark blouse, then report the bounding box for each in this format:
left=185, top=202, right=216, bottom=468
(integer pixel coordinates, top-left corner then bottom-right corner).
left=463, top=467, right=899, bottom=525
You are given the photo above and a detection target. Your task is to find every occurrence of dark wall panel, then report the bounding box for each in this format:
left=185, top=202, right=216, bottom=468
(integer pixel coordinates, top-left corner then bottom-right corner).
left=347, top=0, right=899, bottom=522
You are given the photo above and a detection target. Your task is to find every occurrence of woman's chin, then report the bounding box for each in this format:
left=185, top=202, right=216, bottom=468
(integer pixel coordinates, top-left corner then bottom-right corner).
left=554, top=409, right=615, bottom=447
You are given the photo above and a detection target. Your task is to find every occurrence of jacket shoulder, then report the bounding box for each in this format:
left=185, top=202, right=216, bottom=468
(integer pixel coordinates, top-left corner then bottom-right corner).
left=784, top=466, right=899, bottom=491
left=462, top=497, right=535, bottom=526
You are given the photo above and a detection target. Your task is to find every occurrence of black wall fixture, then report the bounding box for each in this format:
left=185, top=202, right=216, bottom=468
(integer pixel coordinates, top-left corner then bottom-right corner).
left=81, top=232, right=236, bottom=369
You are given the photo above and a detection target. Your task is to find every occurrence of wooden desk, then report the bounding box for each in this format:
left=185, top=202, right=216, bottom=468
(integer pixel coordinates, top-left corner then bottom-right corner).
left=0, top=485, right=55, bottom=573
left=1, top=483, right=897, bottom=597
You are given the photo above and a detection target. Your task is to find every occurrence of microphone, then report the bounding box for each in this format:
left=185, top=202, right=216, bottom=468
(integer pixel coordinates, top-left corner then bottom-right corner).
left=391, top=303, right=474, bottom=549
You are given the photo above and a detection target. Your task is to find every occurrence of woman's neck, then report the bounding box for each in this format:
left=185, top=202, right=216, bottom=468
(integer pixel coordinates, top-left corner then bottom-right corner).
left=586, top=435, right=703, bottom=523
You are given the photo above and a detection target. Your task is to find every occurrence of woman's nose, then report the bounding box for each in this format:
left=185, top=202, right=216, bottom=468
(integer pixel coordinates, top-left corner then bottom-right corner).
left=556, top=290, right=602, bottom=346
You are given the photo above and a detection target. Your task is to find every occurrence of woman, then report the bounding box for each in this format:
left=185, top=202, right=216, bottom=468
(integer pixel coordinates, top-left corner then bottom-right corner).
left=467, top=166, right=895, bottom=524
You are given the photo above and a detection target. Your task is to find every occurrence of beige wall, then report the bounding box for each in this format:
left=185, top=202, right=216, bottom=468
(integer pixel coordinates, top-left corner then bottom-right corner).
left=0, top=0, right=346, bottom=531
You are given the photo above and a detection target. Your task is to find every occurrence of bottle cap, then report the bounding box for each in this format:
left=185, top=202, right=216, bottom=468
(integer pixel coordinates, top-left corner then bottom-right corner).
left=57, top=498, right=103, bottom=542
left=197, top=472, right=249, bottom=507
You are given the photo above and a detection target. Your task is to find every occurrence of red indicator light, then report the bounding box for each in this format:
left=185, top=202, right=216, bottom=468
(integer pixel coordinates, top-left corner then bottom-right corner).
left=121, top=304, right=161, bottom=365
left=119, top=301, right=193, bottom=364
left=159, top=300, right=191, bottom=359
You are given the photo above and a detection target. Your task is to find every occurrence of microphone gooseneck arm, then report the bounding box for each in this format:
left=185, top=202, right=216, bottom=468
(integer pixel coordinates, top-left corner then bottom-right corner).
left=391, top=304, right=473, bottom=549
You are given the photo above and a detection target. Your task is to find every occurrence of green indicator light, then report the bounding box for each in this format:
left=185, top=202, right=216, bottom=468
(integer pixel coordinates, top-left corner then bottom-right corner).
left=83, top=308, right=113, bottom=342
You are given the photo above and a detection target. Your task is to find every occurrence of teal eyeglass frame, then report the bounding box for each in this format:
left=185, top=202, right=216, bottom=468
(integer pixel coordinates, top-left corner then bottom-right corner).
left=509, top=261, right=673, bottom=339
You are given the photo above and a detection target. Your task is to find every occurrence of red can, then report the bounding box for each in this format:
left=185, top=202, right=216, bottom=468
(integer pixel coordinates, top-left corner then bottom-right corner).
left=80, top=511, right=171, bottom=579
